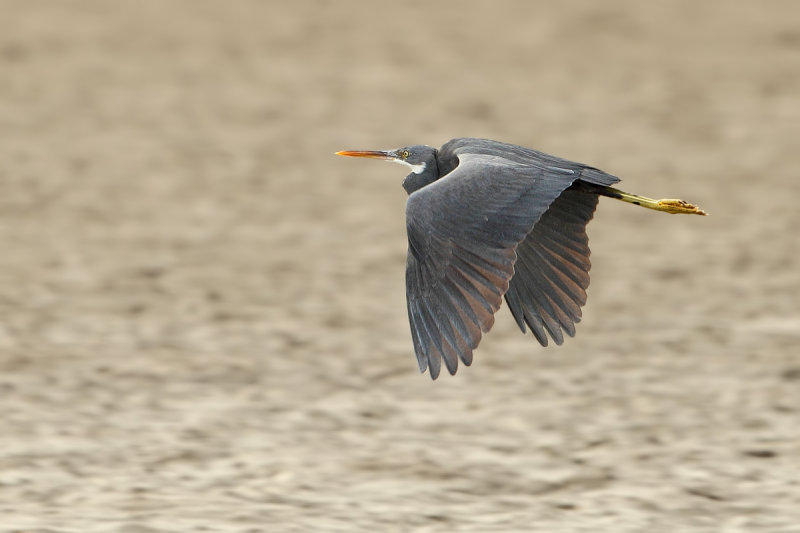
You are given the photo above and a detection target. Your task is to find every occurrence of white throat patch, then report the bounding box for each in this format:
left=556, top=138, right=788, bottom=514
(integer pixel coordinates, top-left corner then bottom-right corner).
left=391, top=159, right=427, bottom=174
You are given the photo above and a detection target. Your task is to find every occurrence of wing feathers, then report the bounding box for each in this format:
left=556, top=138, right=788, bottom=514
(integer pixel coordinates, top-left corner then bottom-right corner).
left=504, top=186, right=599, bottom=347
left=405, top=153, right=582, bottom=377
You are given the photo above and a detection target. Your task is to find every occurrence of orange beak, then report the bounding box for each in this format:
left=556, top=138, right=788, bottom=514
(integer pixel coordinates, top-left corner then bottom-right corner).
left=335, top=150, right=398, bottom=160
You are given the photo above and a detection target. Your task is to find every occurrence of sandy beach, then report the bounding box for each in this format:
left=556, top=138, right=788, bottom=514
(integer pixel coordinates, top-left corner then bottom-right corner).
left=1, top=1, right=799, bottom=531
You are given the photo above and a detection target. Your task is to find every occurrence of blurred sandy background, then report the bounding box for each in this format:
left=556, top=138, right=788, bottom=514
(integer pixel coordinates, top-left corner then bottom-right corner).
left=1, top=1, right=799, bottom=532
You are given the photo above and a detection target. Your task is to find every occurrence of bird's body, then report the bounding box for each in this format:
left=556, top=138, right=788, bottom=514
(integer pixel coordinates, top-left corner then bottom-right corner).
left=337, top=138, right=705, bottom=379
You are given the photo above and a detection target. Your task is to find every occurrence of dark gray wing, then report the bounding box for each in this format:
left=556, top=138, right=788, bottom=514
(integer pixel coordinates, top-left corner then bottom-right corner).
left=504, top=185, right=598, bottom=346
left=405, top=153, right=578, bottom=379
left=440, top=138, right=621, bottom=188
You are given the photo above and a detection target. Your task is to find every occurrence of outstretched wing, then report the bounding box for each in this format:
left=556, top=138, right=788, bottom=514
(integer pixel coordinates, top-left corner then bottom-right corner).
left=404, top=153, right=579, bottom=379
left=504, top=184, right=599, bottom=346
left=440, top=138, right=621, bottom=188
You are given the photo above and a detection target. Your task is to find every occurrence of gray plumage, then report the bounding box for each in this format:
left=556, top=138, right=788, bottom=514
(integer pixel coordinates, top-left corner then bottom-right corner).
left=337, top=137, right=704, bottom=379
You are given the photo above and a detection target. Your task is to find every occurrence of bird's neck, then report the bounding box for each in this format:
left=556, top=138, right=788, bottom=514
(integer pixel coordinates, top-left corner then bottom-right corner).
left=402, top=153, right=440, bottom=195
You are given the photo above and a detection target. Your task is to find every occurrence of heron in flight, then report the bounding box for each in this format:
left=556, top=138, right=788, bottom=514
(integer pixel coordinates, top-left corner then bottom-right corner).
left=336, top=138, right=706, bottom=379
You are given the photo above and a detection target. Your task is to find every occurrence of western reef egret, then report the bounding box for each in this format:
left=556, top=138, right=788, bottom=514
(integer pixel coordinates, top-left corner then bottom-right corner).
left=337, top=138, right=706, bottom=379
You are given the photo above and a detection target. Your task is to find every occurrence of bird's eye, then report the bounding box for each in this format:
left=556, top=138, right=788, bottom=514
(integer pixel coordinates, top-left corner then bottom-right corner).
left=401, top=150, right=410, bottom=159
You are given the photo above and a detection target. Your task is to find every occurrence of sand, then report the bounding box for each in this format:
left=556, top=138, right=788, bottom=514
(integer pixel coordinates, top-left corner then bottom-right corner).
left=1, top=1, right=799, bottom=531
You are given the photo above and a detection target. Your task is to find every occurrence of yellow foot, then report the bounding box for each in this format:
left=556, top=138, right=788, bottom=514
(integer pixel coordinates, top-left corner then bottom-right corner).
left=655, top=199, right=708, bottom=216
left=597, top=186, right=708, bottom=216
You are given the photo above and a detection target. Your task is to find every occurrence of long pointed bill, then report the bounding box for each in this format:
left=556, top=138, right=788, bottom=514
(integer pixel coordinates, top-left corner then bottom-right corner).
left=335, top=150, right=398, bottom=160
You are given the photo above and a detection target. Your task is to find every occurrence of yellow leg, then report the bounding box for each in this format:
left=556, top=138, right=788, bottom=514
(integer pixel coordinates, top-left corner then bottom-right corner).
left=600, top=186, right=707, bottom=216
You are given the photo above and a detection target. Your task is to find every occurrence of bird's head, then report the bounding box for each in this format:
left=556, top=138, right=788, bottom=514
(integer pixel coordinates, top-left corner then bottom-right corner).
left=336, top=145, right=439, bottom=194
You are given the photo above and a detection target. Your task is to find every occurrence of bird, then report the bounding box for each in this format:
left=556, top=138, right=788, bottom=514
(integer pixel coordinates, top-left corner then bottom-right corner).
left=336, top=138, right=706, bottom=379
